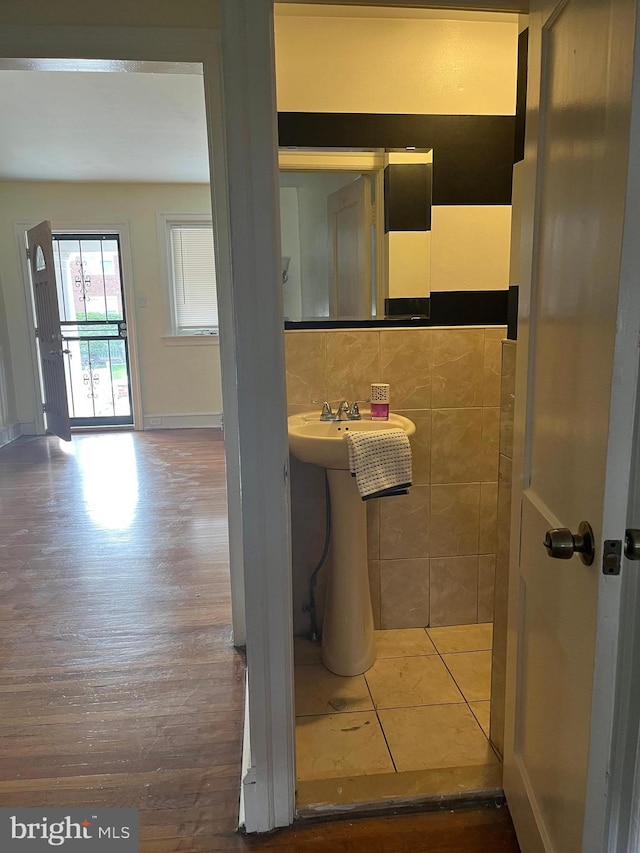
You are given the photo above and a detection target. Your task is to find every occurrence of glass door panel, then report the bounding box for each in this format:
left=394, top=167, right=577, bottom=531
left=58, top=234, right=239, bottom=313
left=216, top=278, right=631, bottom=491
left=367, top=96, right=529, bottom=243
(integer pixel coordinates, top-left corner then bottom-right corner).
left=53, top=234, right=133, bottom=427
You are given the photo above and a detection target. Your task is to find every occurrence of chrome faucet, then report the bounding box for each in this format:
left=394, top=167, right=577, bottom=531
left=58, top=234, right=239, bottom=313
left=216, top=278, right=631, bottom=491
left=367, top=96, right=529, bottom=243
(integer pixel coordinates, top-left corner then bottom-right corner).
left=336, top=400, right=351, bottom=420
left=316, top=400, right=363, bottom=421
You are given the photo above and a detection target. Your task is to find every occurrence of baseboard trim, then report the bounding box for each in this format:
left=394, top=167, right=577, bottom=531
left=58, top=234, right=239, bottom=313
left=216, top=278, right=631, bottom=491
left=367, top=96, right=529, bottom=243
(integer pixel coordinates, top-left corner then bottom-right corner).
left=20, top=421, right=38, bottom=436
left=0, top=422, right=21, bottom=449
left=143, top=413, right=223, bottom=430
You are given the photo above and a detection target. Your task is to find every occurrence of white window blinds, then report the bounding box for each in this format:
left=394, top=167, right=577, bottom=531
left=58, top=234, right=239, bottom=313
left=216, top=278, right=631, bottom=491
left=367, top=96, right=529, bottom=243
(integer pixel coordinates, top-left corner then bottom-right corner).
left=169, top=224, right=218, bottom=334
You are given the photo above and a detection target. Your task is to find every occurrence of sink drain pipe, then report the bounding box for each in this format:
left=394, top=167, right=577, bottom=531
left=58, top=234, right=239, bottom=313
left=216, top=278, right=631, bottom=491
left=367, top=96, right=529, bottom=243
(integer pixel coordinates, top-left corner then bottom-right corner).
left=306, top=473, right=332, bottom=643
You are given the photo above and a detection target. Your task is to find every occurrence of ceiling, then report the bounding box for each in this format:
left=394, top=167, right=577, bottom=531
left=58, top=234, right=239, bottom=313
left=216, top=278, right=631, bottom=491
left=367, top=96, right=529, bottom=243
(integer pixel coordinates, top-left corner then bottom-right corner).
left=0, top=69, right=210, bottom=183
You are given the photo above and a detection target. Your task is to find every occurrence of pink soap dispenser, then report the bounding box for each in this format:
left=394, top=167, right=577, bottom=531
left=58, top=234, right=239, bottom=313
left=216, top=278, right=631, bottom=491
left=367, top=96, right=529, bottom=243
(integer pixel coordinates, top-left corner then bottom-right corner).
left=370, top=383, right=390, bottom=421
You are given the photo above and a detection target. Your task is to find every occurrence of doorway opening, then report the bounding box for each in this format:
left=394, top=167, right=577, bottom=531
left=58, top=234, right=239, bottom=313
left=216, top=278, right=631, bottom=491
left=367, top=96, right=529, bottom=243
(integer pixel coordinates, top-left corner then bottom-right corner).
left=53, top=232, right=133, bottom=428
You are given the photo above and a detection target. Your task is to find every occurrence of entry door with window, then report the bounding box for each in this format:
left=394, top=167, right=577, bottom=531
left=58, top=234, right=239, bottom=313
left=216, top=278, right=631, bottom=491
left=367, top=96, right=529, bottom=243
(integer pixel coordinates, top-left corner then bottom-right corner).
left=52, top=234, right=133, bottom=427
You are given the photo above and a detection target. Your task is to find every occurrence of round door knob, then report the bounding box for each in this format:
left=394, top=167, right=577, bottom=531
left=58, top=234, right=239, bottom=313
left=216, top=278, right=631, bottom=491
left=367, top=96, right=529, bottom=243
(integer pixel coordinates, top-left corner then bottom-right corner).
left=625, top=529, right=640, bottom=561
left=543, top=527, right=575, bottom=559
left=543, top=521, right=595, bottom=566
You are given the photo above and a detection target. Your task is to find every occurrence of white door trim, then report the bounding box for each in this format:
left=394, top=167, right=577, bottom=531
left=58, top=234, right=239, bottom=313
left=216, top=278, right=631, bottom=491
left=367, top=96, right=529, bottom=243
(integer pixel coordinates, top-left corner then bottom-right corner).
left=220, top=0, right=295, bottom=830
left=14, top=220, right=144, bottom=432
left=0, top=13, right=295, bottom=830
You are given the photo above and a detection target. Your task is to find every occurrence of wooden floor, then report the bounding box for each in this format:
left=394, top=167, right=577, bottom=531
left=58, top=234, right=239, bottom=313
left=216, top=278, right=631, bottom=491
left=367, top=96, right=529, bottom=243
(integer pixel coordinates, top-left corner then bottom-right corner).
left=0, top=430, right=520, bottom=852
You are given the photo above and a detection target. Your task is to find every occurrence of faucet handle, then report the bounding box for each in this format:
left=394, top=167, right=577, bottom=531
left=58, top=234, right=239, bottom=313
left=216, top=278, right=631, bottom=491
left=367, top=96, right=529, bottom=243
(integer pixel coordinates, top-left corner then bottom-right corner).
left=312, top=400, right=335, bottom=421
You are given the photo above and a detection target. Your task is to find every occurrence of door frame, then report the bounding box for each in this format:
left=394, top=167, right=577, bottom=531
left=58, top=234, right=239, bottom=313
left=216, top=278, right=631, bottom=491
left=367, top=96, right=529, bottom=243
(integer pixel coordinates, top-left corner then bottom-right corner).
left=503, top=3, right=640, bottom=850
left=16, top=220, right=144, bottom=433
left=0, top=2, right=295, bottom=833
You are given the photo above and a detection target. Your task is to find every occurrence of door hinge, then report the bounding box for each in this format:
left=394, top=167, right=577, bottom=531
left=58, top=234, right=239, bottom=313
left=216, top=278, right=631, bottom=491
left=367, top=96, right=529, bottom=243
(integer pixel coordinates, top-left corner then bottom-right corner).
left=34, top=327, right=39, bottom=338
left=26, top=247, right=30, bottom=261
left=603, top=540, right=622, bottom=575
left=42, top=403, right=47, bottom=414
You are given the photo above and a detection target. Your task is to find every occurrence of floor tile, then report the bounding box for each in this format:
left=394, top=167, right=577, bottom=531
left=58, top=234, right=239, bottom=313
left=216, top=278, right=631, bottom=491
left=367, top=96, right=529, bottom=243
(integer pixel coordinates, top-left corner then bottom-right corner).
left=442, top=650, right=492, bottom=702
left=294, top=636, right=323, bottom=666
left=427, top=622, right=494, bottom=654
left=375, top=628, right=437, bottom=658
left=365, top=655, right=464, bottom=709
left=378, top=704, right=499, bottom=772
left=295, top=665, right=373, bottom=716
left=469, top=700, right=491, bottom=737
left=295, top=712, right=395, bottom=780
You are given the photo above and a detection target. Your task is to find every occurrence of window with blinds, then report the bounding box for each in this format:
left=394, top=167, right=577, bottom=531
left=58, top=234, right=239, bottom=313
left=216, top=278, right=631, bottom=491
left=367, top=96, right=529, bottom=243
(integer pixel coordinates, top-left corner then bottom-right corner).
left=168, top=224, right=218, bottom=335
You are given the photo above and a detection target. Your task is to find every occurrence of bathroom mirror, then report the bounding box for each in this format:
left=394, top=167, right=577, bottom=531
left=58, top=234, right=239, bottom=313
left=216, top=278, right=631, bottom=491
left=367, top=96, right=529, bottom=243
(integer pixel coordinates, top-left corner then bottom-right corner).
left=278, top=148, right=432, bottom=324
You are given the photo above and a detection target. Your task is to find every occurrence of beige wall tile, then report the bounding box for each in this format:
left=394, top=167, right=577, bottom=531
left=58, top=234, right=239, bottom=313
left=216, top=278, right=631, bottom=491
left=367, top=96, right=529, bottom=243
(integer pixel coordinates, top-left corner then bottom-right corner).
left=379, top=558, right=430, bottom=629
left=431, top=328, right=484, bottom=408
left=442, top=650, right=492, bottom=702
left=497, top=454, right=513, bottom=565
left=429, top=556, right=479, bottom=627
left=285, top=331, right=326, bottom=406
left=493, top=558, right=509, bottom=672
left=479, top=482, right=498, bottom=554
left=378, top=704, right=497, bottom=772
left=491, top=558, right=507, bottom=757
left=490, top=655, right=506, bottom=757
left=295, top=712, right=394, bottom=781
left=379, top=328, right=432, bottom=409
left=483, top=329, right=503, bottom=407
left=288, top=402, right=317, bottom=416
left=325, top=330, right=379, bottom=403
left=368, top=559, right=381, bottom=629
left=431, top=408, right=483, bottom=484
left=380, top=485, right=430, bottom=560
left=485, top=327, right=507, bottom=340
left=478, top=555, right=496, bottom=623
left=480, top=407, right=500, bottom=482
left=365, top=655, right=464, bottom=709
left=397, top=409, right=431, bottom=484
left=430, top=483, right=480, bottom=558
left=367, top=499, right=380, bottom=559
left=500, top=340, right=517, bottom=459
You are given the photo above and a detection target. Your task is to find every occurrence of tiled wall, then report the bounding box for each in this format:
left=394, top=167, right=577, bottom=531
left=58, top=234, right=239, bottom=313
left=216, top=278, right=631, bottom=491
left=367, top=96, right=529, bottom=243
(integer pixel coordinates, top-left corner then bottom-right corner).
left=285, top=326, right=505, bottom=636
left=490, top=339, right=516, bottom=758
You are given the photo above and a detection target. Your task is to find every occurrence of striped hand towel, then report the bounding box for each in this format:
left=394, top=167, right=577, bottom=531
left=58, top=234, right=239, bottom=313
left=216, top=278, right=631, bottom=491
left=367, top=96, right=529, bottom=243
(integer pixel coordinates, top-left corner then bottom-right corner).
left=346, top=429, right=412, bottom=500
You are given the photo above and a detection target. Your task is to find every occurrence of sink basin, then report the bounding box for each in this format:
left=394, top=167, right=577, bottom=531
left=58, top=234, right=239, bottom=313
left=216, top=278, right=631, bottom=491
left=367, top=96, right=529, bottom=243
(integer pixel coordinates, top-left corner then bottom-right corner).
left=288, top=411, right=416, bottom=470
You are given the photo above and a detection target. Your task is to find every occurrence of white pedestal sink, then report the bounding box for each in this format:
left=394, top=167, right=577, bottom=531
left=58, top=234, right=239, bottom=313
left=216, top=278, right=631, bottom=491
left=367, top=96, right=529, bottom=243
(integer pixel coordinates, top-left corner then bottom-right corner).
left=288, top=411, right=415, bottom=676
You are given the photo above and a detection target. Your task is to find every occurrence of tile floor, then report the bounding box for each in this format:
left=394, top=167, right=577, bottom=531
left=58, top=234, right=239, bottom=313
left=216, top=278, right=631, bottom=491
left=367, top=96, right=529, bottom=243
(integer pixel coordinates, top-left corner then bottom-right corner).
left=295, top=623, right=497, bottom=782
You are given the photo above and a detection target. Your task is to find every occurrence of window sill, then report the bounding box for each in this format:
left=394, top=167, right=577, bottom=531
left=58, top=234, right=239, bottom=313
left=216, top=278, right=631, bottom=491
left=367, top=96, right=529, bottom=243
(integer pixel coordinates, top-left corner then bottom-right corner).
left=163, top=334, right=220, bottom=347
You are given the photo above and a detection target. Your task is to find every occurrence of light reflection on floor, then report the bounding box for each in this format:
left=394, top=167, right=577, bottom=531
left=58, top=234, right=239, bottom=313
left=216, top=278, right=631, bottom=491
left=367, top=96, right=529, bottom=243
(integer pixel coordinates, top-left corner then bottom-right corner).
left=62, top=433, right=139, bottom=530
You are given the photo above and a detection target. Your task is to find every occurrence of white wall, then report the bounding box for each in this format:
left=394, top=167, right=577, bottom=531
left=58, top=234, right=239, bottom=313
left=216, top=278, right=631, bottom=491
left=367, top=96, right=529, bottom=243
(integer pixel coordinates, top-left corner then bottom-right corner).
left=0, top=181, right=222, bottom=429
left=0, top=273, right=18, bottom=440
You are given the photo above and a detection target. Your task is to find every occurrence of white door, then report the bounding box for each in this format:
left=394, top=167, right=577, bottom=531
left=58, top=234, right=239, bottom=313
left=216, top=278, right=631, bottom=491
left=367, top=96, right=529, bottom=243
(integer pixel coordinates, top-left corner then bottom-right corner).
left=328, top=175, right=373, bottom=318
left=504, top=0, right=640, bottom=851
